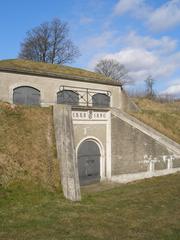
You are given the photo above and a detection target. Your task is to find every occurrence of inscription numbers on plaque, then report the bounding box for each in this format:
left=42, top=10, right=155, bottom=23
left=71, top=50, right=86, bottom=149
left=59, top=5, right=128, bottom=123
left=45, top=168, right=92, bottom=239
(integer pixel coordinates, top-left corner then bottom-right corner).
left=72, top=110, right=108, bottom=120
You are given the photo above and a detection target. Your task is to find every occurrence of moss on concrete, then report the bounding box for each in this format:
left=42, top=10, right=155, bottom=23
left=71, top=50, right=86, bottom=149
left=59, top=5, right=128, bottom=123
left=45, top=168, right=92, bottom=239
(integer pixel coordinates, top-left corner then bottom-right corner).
left=0, top=59, right=118, bottom=85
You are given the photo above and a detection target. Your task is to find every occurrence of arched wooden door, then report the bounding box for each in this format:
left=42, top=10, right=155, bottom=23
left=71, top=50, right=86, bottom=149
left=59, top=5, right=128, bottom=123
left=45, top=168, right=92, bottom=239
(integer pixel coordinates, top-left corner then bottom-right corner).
left=77, top=140, right=100, bottom=185
left=13, top=86, right=40, bottom=105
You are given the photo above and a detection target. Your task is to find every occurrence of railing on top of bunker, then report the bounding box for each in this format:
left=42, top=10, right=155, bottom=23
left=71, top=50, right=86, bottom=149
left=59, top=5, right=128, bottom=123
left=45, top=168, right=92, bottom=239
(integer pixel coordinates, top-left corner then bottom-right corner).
left=58, top=85, right=111, bottom=108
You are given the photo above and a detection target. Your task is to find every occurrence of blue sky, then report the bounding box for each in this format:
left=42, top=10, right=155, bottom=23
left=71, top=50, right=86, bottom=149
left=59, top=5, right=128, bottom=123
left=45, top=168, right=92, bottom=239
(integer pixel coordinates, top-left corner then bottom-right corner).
left=0, top=0, right=180, bottom=96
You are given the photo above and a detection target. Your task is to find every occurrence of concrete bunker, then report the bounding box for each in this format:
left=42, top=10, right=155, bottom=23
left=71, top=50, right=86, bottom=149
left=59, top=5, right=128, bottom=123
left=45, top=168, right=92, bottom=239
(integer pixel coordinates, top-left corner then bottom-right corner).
left=0, top=59, right=180, bottom=202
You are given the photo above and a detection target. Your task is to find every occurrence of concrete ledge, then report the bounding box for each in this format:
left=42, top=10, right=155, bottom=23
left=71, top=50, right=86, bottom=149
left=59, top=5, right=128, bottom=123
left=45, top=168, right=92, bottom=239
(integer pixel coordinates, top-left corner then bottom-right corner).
left=110, top=168, right=180, bottom=183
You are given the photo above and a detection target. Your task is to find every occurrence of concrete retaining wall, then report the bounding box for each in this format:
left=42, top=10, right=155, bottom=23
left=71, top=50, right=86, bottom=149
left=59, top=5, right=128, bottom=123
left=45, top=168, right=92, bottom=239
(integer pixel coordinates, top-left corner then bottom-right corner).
left=111, top=109, right=180, bottom=177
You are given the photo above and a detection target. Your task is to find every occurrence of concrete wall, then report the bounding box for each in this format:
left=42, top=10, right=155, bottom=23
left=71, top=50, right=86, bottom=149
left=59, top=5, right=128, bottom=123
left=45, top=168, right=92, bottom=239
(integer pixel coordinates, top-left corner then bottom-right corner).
left=0, top=72, right=122, bottom=109
left=119, top=90, right=139, bottom=112
left=74, top=124, right=106, bottom=149
left=111, top=115, right=177, bottom=175
left=173, top=158, right=180, bottom=168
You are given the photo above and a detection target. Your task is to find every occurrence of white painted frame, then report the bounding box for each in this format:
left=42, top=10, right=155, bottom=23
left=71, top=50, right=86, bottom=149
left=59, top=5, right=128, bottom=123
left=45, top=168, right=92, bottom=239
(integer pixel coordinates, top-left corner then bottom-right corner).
left=76, top=136, right=106, bottom=180
left=73, top=111, right=112, bottom=180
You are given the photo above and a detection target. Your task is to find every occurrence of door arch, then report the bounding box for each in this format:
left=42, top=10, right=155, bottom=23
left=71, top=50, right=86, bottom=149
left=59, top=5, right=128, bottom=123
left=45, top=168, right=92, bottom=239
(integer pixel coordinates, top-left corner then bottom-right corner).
left=77, top=139, right=101, bottom=185
left=13, top=86, right=40, bottom=105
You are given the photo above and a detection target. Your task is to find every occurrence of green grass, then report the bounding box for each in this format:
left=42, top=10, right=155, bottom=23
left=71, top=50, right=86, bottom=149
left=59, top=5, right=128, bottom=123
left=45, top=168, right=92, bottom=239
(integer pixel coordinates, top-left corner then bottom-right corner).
left=0, top=59, right=113, bottom=83
left=0, top=173, right=180, bottom=240
left=130, top=98, right=180, bottom=144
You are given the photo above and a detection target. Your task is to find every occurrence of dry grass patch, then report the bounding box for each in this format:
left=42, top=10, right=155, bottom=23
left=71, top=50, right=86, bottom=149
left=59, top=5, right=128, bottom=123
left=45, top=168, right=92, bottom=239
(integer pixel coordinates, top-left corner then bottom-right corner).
left=130, top=98, right=180, bottom=144
left=0, top=102, right=59, bottom=188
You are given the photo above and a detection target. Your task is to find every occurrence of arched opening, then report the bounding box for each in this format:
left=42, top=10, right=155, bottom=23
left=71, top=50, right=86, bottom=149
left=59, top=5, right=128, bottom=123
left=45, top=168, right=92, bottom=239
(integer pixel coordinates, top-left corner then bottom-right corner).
left=77, top=140, right=101, bottom=185
left=92, top=93, right=110, bottom=107
left=57, top=90, right=79, bottom=105
left=13, top=86, right=40, bottom=105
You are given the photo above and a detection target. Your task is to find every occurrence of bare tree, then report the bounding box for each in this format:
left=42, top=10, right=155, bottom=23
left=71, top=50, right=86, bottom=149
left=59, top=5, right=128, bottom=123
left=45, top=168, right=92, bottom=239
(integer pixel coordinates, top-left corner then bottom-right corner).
left=145, top=75, right=155, bottom=99
left=95, top=59, right=132, bottom=85
left=19, top=18, right=80, bottom=64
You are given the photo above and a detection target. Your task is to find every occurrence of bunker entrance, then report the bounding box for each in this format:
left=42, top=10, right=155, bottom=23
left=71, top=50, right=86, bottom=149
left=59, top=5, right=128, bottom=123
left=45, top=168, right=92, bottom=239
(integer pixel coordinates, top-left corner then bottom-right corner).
left=78, top=140, right=100, bottom=185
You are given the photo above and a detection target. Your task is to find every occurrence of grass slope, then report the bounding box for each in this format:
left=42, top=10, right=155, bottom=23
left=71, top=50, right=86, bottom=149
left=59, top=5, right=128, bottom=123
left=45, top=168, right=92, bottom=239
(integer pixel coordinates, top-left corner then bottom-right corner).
left=0, top=102, right=59, bottom=188
left=0, top=59, right=113, bottom=83
left=0, top=173, right=180, bottom=240
left=131, top=98, right=180, bottom=144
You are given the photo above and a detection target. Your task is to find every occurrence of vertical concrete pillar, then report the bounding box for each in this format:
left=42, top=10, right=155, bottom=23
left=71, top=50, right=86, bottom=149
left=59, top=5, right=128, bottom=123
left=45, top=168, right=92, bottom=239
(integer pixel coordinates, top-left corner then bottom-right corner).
left=53, top=104, right=81, bottom=201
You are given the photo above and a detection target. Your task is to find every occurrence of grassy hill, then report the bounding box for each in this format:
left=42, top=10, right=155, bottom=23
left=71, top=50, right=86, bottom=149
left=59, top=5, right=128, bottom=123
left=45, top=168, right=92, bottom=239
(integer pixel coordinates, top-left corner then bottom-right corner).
left=0, top=102, right=59, bottom=188
left=130, top=98, right=180, bottom=144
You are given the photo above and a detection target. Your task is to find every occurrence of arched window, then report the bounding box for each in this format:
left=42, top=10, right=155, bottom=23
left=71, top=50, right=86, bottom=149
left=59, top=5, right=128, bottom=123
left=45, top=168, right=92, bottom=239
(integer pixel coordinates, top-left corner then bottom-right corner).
left=13, top=86, right=40, bottom=106
left=57, top=90, right=79, bottom=105
left=92, top=93, right=110, bottom=107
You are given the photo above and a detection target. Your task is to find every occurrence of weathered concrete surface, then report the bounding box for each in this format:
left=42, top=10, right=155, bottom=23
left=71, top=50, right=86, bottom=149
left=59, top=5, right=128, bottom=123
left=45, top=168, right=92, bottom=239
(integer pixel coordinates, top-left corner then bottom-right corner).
left=53, top=104, right=81, bottom=201
left=112, top=108, right=180, bottom=157
left=0, top=71, right=123, bottom=109
left=111, top=108, right=180, bottom=176
left=120, top=90, right=140, bottom=112
left=111, top=168, right=180, bottom=183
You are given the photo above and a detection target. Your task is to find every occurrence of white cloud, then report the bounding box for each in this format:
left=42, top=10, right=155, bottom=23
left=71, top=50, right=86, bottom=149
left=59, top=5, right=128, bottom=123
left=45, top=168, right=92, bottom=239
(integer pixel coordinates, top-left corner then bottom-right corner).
left=148, top=0, right=180, bottom=32
left=84, top=30, right=180, bottom=87
left=161, top=83, right=180, bottom=95
left=90, top=44, right=180, bottom=83
left=114, top=0, right=140, bottom=15
left=80, top=17, right=94, bottom=24
left=81, top=31, right=116, bottom=51
left=114, top=0, right=150, bottom=18
left=100, top=48, right=160, bottom=81
left=114, top=0, right=180, bottom=32
left=124, top=31, right=177, bottom=53
left=105, top=48, right=158, bottom=71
